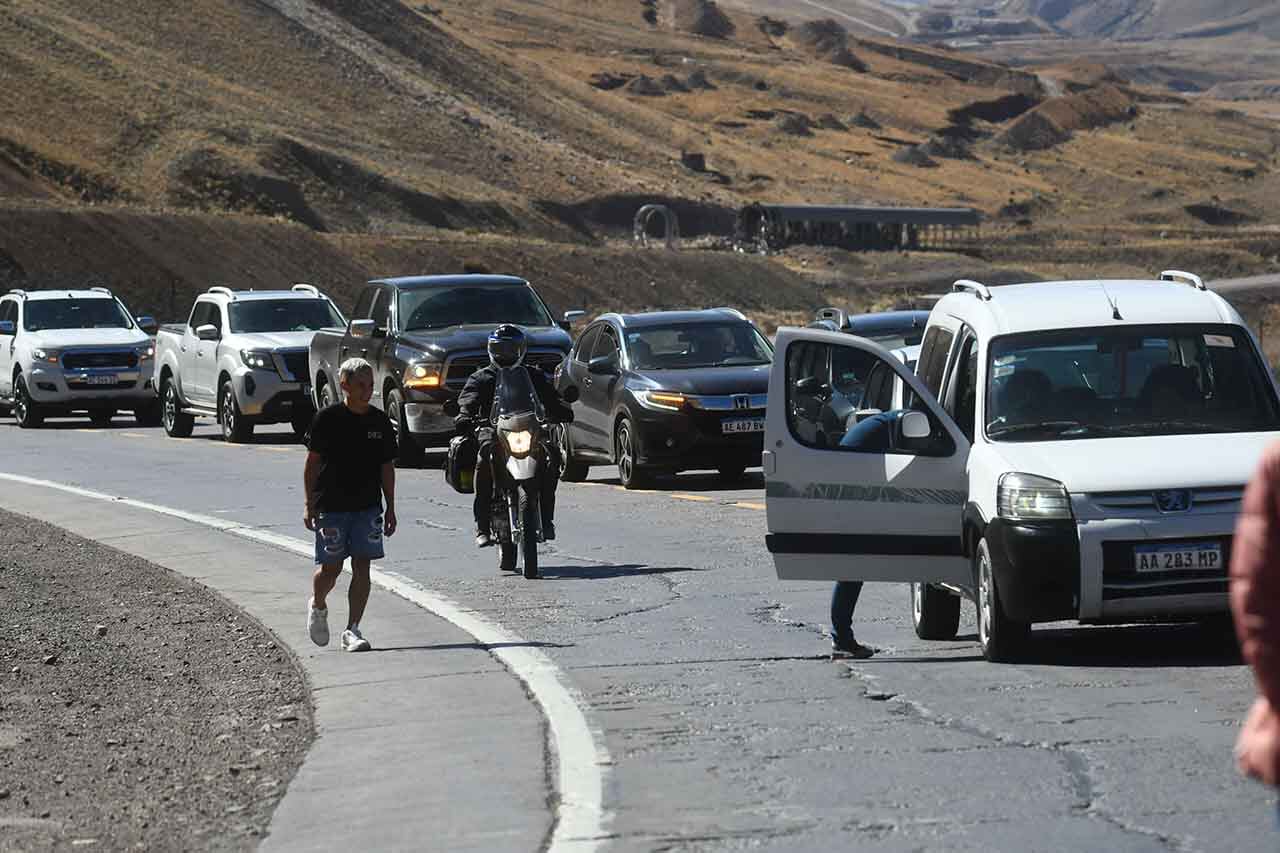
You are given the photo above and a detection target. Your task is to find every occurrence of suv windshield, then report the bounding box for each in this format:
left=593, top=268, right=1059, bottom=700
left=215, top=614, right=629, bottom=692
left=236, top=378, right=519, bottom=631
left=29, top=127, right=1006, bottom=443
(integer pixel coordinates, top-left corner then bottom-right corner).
left=24, top=298, right=132, bottom=332
left=400, top=285, right=552, bottom=331
left=626, top=323, right=773, bottom=370
left=228, top=300, right=344, bottom=333
left=986, top=325, right=1280, bottom=441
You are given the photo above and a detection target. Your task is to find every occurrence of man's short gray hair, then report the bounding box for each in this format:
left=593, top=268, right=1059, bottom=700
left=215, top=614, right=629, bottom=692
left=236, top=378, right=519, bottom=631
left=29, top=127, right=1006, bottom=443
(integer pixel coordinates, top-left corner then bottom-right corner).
left=338, top=357, right=374, bottom=384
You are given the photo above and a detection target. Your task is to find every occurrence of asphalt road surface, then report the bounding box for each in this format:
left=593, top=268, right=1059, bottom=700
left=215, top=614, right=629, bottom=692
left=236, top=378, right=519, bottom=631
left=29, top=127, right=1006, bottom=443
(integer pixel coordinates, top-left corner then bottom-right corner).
left=1, top=417, right=1273, bottom=852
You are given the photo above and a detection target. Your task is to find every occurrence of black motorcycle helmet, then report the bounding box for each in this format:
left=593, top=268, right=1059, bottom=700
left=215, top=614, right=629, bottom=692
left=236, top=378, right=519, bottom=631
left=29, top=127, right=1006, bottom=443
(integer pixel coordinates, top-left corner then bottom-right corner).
left=488, top=324, right=528, bottom=368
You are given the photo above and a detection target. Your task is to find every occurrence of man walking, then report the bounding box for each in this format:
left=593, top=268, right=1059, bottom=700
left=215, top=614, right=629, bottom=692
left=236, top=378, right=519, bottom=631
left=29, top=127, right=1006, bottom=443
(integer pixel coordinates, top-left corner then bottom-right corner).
left=304, top=358, right=398, bottom=652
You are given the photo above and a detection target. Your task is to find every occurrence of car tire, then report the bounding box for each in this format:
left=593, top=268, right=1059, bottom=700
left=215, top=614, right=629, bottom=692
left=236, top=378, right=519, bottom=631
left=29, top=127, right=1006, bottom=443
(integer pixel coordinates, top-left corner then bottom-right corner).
left=911, top=582, right=961, bottom=640
left=219, top=381, right=254, bottom=443
left=134, top=400, right=163, bottom=427
left=558, top=423, right=589, bottom=482
left=13, top=375, right=43, bottom=429
left=89, top=409, right=115, bottom=428
left=162, top=380, right=194, bottom=438
left=717, top=464, right=747, bottom=483
left=976, top=538, right=1030, bottom=663
left=615, top=417, right=650, bottom=490
left=387, top=388, right=425, bottom=469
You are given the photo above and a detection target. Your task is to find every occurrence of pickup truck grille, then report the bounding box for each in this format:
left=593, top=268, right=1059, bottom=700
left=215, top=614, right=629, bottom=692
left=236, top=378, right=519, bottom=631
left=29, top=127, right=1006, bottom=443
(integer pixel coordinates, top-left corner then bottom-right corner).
left=277, top=350, right=309, bottom=383
left=444, top=350, right=567, bottom=388
left=62, top=350, right=138, bottom=369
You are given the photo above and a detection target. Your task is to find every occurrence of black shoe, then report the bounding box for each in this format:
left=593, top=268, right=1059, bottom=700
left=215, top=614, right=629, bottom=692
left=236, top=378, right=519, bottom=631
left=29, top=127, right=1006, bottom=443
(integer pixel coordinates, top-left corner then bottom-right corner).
left=543, top=522, right=556, bottom=542
left=475, top=530, right=496, bottom=548
left=831, top=638, right=876, bottom=660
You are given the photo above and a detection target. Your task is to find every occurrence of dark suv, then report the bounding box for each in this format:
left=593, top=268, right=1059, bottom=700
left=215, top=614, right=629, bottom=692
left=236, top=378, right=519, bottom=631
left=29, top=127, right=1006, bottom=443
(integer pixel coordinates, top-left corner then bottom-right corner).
left=555, top=309, right=773, bottom=488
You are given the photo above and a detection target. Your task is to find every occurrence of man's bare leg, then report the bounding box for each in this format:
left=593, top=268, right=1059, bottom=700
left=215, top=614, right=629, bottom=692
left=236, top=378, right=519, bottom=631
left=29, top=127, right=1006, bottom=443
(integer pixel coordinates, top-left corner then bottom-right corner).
left=312, top=563, right=342, bottom=609
left=348, top=558, right=371, bottom=628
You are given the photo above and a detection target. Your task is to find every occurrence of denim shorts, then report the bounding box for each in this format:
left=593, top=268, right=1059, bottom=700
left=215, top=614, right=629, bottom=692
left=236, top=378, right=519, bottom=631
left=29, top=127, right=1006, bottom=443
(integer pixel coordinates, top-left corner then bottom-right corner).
left=314, top=506, right=385, bottom=565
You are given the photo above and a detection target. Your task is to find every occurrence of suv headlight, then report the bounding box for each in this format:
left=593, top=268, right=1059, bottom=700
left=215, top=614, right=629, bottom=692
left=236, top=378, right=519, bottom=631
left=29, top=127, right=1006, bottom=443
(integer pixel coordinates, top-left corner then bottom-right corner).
left=997, top=473, right=1073, bottom=521
left=403, top=362, right=442, bottom=390
left=135, top=343, right=155, bottom=361
left=31, top=348, right=61, bottom=364
left=239, top=349, right=276, bottom=371
left=635, top=390, right=687, bottom=412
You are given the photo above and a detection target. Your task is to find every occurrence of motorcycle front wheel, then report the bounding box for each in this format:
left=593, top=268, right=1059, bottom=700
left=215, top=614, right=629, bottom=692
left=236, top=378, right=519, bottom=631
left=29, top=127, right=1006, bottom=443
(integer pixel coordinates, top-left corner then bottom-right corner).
left=519, top=480, right=539, bottom=579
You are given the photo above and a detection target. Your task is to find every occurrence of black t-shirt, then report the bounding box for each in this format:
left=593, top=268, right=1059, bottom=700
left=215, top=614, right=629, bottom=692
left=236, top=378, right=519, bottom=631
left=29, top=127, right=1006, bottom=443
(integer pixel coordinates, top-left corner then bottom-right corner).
left=306, top=404, right=398, bottom=512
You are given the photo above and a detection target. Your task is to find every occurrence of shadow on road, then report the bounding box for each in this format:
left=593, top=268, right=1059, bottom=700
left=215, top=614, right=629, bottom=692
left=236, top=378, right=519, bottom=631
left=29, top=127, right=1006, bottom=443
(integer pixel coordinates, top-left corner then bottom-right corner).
left=372, top=640, right=572, bottom=653
left=589, top=470, right=764, bottom=493
left=189, top=431, right=303, bottom=446
left=1024, top=622, right=1241, bottom=668
left=536, top=563, right=703, bottom=580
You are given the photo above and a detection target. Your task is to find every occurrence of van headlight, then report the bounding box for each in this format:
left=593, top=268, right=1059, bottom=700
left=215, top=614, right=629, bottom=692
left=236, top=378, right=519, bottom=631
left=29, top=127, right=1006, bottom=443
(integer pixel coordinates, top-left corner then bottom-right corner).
left=997, top=473, right=1073, bottom=520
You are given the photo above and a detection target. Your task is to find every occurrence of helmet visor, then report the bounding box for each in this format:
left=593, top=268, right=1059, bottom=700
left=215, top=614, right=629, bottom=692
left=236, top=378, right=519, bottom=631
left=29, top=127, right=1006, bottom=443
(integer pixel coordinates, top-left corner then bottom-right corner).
left=489, top=338, right=524, bottom=367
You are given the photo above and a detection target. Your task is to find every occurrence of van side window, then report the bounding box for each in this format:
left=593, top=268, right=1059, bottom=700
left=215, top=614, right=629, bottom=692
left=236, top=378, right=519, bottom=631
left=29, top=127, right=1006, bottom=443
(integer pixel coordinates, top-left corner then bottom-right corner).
left=918, top=327, right=955, bottom=398
left=949, top=336, right=979, bottom=443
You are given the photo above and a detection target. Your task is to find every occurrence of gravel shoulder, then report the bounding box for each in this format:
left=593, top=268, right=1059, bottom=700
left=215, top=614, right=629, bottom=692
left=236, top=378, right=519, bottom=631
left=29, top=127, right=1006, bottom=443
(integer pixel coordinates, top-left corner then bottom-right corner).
left=0, top=508, right=313, bottom=851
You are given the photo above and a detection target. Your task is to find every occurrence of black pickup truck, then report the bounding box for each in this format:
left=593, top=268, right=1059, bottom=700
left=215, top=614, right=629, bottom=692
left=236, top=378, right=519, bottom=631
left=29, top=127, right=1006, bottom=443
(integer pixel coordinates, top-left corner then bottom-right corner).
left=309, top=274, right=581, bottom=466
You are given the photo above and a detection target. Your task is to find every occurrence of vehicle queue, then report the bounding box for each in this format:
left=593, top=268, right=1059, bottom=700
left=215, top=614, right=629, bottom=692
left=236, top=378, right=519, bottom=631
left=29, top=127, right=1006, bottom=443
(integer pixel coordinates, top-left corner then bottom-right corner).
left=2, top=267, right=1277, bottom=663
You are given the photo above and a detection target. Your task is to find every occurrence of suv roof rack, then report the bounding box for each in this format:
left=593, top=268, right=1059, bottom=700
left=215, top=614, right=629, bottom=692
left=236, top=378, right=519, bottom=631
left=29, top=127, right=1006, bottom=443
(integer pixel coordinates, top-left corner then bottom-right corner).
left=291, top=283, right=320, bottom=296
left=89, top=286, right=112, bottom=295
left=953, top=279, right=993, bottom=301
left=814, top=306, right=848, bottom=328
left=1158, top=270, right=1206, bottom=291
left=206, top=286, right=236, bottom=300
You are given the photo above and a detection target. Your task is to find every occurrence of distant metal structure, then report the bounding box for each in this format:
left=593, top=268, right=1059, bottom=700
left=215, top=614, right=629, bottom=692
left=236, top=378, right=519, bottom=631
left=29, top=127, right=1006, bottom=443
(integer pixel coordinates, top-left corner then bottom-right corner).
left=735, top=203, right=981, bottom=253
left=633, top=204, right=680, bottom=250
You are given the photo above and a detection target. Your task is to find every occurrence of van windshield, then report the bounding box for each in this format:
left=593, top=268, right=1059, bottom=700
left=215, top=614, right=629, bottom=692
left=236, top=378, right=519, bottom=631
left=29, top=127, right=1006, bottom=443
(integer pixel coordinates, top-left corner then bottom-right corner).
left=986, top=325, right=1280, bottom=441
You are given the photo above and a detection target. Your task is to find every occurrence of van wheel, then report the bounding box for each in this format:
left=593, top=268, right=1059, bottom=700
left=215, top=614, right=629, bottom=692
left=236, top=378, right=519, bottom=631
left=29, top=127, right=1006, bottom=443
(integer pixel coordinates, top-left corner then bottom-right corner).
left=162, top=381, right=194, bottom=437
left=616, top=418, right=650, bottom=489
left=387, top=388, right=425, bottom=468
left=220, top=381, right=254, bottom=443
left=911, top=583, right=961, bottom=640
left=13, top=375, right=43, bottom=428
left=976, top=538, right=1030, bottom=663
left=558, top=424, right=588, bottom=482
left=718, top=464, right=747, bottom=483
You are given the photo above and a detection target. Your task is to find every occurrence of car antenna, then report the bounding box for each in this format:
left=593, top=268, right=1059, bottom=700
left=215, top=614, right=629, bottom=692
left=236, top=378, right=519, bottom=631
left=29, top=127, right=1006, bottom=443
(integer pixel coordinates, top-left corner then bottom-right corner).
left=1099, top=281, right=1123, bottom=321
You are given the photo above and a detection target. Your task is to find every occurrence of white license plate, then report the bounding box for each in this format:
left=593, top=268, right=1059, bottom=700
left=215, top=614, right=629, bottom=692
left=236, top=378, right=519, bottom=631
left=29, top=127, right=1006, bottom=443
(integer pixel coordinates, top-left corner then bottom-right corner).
left=1134, top=542, right=1222, bottom=573
left=82, top=374, right=118, bottom=385
left=722, top=418, right=765, bottom=434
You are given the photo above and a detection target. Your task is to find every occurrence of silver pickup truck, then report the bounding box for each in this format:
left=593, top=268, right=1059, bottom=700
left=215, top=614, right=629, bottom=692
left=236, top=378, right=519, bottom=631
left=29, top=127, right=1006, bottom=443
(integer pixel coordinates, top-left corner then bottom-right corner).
left=154, top=284, right=345, bottom=442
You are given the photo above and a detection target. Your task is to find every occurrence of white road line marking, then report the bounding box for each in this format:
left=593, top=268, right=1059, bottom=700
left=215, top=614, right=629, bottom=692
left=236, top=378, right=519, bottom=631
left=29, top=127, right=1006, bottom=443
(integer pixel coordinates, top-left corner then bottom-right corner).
left=0, top=471, right=611, bottom=853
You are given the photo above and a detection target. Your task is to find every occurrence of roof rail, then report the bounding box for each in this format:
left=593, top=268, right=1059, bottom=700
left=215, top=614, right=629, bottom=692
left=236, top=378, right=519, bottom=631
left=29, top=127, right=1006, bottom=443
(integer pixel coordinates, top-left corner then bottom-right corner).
left=90, top=286, right=112, bottom=295
left=1159, top=270, right=1206, bottom=291
left=713, top=306, right=747, bottom=320
left=953, top=279, right=993, bottom=301
left=814, top=306, right=848, bottom=328
left=6, top=288, right=27, bottom=299
left=291, top=283, right=320, bottom=296
left=206, top=286, right=236, bottom=300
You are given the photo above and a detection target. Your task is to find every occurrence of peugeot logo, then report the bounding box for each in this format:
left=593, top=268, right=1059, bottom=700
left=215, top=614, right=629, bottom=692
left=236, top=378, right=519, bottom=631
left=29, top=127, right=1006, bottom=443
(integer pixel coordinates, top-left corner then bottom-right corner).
left=1154, top=490, right=1193, bottom=513
left=733, top=395, right=752, bottom=411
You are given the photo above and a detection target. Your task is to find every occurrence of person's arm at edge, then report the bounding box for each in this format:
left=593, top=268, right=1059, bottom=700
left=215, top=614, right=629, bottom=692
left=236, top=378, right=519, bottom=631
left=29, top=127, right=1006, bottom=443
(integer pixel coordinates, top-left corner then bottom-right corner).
left=381, top=460, right=397, bottom=536
left=1233, top=445, right=1280, bottom=709
left=304, top=452, right=322, bottom=530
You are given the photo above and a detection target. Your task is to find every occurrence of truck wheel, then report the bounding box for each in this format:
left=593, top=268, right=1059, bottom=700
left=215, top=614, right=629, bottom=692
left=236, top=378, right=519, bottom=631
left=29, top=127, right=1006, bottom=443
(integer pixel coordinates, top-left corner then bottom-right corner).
left=387, top=388, right=425, bottom=468
left=976, top=538, right=1030, bottom=663
left=13, top=376, right=43, bottom=429
left=219, top=381, right=254, bottom=443
left=134, top=399, right=163, bottom=428
left=557, top=423, right=588, bottom=482
left=615, top=417, right=651, bottom=489
left=89, top=409, right=115, bottom=428
left=911, top=583, right=961, bottom=640
left=162, top=381, right=194, bottom=437
left=317, top=380, right=335, bottom=410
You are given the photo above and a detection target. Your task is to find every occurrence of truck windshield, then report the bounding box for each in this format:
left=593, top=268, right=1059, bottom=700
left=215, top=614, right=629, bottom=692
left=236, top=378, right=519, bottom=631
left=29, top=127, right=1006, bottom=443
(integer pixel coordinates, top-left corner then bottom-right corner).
left=228, top=300, right=344, bottom=333
left=986, top=324, right=1280, bottom=441
left=625, top=323, right=773, bottom=369
left=400, top=285, right=552, bottom=331
left=24, top=298, right=132, bottom=331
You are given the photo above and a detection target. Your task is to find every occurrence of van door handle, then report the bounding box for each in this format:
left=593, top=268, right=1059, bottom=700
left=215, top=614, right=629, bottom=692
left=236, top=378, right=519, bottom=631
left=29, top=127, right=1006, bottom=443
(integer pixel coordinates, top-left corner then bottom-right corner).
left=762, top=450, right=776, bottom=476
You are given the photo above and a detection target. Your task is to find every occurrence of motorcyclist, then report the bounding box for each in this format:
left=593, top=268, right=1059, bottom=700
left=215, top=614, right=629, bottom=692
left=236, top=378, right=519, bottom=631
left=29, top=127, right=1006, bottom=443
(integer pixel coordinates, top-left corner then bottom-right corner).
left=455, top=324, right=574, bottom=548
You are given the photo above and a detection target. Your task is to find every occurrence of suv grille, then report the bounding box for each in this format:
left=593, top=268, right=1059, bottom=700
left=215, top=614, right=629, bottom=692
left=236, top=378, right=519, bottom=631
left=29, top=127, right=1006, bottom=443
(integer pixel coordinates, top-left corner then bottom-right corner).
left=62, top=350, right=138, bottom=369
left=278, top=350, right=309, bottom=382
left=445, top=350, right=566, bottom=388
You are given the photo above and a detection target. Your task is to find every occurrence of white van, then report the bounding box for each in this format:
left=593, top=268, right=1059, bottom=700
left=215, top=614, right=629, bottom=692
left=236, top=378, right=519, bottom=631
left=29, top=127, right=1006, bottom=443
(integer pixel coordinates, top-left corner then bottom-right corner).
left=764, top=272, right=1280, bottom=662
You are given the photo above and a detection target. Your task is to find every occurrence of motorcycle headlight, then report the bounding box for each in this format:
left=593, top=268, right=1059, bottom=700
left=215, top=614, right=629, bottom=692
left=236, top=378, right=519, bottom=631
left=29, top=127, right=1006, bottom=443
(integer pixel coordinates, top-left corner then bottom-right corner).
left=503, top=429, right=534, bottom=456
left=635, top=390, right=687, bottom=412
left=403, top=361, right=442, bottom=390
left=239, top=349, right=276, bottom=371
left=997, top=473, right=1073, bottom=521
left=135, top=343, right=155, bottom=360
left=31, top=348, right=61, bottom=364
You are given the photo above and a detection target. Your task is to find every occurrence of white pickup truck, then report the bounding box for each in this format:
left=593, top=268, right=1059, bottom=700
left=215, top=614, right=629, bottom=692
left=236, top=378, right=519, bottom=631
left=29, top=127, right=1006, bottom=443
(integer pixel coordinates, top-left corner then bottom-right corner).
left=154, top=284, right=345, bottom=442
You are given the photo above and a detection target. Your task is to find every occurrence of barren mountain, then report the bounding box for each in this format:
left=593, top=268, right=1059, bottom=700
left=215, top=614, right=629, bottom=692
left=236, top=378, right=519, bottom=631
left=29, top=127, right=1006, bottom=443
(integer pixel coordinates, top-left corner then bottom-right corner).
left=1003, top=0, right=1280, bottom=40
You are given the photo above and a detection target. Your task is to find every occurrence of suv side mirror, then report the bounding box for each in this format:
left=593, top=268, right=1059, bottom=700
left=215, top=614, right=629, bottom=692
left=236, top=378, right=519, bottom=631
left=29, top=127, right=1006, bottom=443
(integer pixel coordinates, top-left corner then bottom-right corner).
left=348, top=319, right=376, bottom=339
left=588, top=354, right=619, bottom=376
left=560, top=310, right=586, bottom=331
left=0, top=320, right=14, bottom=336
left=196, top=324, right=220, bottom=341
left=136, top=316, right=158, bottom=335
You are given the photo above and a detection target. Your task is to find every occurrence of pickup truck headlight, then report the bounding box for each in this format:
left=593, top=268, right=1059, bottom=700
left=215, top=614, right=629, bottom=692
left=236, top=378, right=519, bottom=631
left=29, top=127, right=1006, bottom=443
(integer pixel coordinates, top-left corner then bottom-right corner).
left=403, top=362, right=442, bottom=390
left=997, top=473, right=1073, bottom=521
left=239, top=349, right=276, bottom=371
left=31, top=348, right=61, bottom=364
left=135, top=343, right=155, bottom=361
left=635, top=390, right=687, bottom=412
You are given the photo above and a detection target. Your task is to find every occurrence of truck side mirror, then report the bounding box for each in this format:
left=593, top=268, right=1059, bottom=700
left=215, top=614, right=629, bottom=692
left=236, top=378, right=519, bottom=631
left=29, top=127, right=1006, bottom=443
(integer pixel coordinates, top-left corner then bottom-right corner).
left=196, top=324, right=220, bottom=341
left=0, top=320, right=14, bottom=336
left=348, top=319, right=376, bottom=339
left=562, top=385, right=580, bottom=404
left=136, top=316, right=158, bottom=335
left=560, top=310, right=586, bottom=331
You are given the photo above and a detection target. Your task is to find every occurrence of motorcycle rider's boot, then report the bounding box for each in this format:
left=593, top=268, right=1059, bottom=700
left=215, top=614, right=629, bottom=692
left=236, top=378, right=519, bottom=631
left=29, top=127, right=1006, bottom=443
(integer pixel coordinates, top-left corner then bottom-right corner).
left=475, top=526, right=496, bottom=548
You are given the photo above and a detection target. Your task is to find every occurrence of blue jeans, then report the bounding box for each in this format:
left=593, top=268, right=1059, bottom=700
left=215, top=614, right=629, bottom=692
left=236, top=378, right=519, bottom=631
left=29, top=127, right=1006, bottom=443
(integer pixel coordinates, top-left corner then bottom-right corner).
left=831, top=581, right=863, bottom=644
left=313, top=505, right=384, bottom=565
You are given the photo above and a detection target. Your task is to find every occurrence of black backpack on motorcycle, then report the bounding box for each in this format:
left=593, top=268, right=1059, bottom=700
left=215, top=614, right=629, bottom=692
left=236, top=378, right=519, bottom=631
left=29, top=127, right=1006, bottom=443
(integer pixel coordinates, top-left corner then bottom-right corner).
left=444, top=433, right=478, bottom=494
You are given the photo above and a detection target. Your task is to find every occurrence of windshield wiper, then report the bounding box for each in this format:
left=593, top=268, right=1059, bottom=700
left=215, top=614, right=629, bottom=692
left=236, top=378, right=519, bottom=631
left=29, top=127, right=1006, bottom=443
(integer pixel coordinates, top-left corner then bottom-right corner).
left=987, top=419, right=1121, bottom=439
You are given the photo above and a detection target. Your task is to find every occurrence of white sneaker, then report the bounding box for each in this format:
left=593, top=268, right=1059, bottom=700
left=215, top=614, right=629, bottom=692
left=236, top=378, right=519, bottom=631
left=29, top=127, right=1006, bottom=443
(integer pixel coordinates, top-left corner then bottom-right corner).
left=308, top=598, right=329, bottom=647
left=341, top=626, right=372, bottom=652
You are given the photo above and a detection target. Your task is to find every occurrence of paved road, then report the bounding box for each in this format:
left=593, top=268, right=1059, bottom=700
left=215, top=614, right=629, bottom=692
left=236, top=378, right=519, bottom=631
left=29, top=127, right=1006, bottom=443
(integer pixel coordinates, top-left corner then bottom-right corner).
left=0, top=418, right=1272, bottom=852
